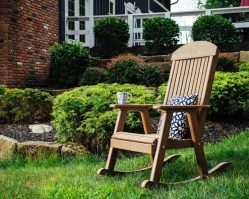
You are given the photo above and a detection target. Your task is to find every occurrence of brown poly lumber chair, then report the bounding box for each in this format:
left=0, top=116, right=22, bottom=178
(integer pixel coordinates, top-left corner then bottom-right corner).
left=97, top=41, right=230, bottom=188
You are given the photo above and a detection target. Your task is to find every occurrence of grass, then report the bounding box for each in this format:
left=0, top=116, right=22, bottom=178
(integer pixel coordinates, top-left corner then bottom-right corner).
left=1, top=130, right=249, bottom=199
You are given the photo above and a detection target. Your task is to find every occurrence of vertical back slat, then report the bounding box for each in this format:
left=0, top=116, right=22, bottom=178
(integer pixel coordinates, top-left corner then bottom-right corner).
left=186, top=58, right=196, bottom=95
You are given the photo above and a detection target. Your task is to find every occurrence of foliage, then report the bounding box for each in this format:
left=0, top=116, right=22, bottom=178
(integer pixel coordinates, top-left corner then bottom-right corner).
left=107, top=54, right=144, bottom=67
left=107, top=54, right=144, bottom=84
left=49, top=42, right=91, bottom=88
left=79, top=67, right=108, bottom=86
left=204, top=0, right=240, bottom=9
left=139, top=63, right=164, bottom=87
left=0, top=88, right=53, bottom=123
left=107, top=54, right=164, bottom=86
left=210, top=72, right=249, bottom=116
left=158, top=83, right=167, bottom=102
left=52, top=84, right=159, bottom=153
left=240, top=62, right=249, bottom=72
left=192, top=15, right=238, bottom=50
left=216, top=57, right=239, bottom=72
left=143, top=17, right=180, bottom=51
left=94, top=17, right=129, bottom=58
left=0, top=85, right=6, bottom=95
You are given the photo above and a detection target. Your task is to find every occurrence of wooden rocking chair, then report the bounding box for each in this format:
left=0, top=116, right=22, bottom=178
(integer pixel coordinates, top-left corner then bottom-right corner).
left=97, top=41, right=230, bottom=188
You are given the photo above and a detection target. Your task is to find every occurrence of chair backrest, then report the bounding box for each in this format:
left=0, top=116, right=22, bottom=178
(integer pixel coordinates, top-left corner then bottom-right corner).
left=164, top=41, right=219, bottom=106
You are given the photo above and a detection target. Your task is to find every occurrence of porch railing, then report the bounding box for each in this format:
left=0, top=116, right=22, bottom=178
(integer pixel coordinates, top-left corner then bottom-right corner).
left=65, top=6, right=249, bottom=48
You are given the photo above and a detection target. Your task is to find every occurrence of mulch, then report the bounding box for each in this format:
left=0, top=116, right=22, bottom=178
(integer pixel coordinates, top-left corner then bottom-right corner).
left=0, top=124, right=56, bottom=142
left=0, top=119, right=248, bottom=144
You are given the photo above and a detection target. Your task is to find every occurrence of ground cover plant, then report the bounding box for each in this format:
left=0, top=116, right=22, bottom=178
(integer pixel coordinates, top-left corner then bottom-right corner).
left=0, top=87, right=53, bottom=123
left=1, top=129, right=249, bottom=198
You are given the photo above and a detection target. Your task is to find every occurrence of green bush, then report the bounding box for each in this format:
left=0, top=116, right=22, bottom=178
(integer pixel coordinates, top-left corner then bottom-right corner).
left=79, top=67, right=108, bottom=86
left=94, top=17, right=129, bottom=58
left=49, top=42, right=91, bottom=88
left=52, top=84, right=159, bottom=153
left=139, top=63, right=164, bottom=87
left=217, top=57, right=239, bottom=72
left=158, top=83, right=167, bottom=102
left=143, top=17, right=180, bottom=51
left=192, top=15, right=238, bottom=50
left=240, top=62, right=249, bottom=72
left=107, top=54, right=164, bottom=86
left=204, top=0, right=240, bottom=9
left=107, top=54, right=144, bottom=84
left=0, top=88, right=53, bottom=123
left=0, top=85, right=6, bottom=95
left=210, top=72, right=249, bottom=116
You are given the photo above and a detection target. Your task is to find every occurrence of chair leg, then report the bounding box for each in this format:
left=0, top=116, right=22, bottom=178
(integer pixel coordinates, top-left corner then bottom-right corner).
left=97, top=147, right=118, bottom=176
left=187, top=112, right=208, bottom=177
left=106, top=147, right=118, bottom=170
left=142, top=112, right=173, bottom=188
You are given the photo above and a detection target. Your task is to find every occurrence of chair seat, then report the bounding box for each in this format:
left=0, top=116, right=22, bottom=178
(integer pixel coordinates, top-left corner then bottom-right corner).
left=111, top=132, right=159, bottom=154
left=112, top=132, right=158, bottom=143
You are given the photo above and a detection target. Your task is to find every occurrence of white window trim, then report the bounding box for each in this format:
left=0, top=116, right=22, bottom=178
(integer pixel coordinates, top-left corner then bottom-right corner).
left=109, top=0, right=116, bottom=15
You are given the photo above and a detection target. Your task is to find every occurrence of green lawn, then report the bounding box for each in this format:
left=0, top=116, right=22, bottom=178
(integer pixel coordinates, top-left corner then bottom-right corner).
left=1, top=130, right=249, bottom=199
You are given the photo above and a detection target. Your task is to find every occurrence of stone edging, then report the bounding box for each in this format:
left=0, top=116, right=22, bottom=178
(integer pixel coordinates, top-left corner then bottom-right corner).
left=0, top=135, right=89, bottom=160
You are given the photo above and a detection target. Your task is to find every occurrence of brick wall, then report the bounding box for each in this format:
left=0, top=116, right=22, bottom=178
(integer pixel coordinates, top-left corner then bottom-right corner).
left=0, top=0, right=59, bottom=87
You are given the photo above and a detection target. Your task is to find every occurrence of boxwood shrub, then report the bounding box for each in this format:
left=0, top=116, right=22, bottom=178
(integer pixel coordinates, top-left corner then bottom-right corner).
left=210, top=72, right=249, bottom=116
left=0, top=87, right=53, bottom=123
left=143, top=17, right=180, bottom=52
left=217, top=57, right=239, bottom=72
left=94, top=17, right=129, bottom=58
left=192, top=15, right=238, bottom=50
left=79, top=67, right=108, bottom=86
left=52, top=83, right=159, bottom=153
left=240, top=62, right=249, bottom=72
left=107, top=54, right=144, bottom=84
left=107, top=54, right=164, bottom=86
left=49, top=42, right=91, bottom=88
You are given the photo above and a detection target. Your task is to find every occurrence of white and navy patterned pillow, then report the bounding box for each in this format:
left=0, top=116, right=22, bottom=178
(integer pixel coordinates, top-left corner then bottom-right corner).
left=157, top=94, right=198, bottom=139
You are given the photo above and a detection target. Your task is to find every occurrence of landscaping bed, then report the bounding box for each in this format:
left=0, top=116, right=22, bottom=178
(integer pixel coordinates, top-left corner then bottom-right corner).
left=0, top=124, right=56, bottom=142
left=0, top=117, right=248, bottom=145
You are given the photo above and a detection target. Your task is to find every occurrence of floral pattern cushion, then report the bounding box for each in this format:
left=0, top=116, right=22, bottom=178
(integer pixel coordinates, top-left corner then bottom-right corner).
left=157, top=94, right=198, bottom=139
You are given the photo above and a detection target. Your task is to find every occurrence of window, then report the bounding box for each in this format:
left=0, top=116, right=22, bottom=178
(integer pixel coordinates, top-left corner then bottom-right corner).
left=79, top=21, right=85, bottom=30
left=65, top=0, right=88, bottom=45
left=109, top=0, right=115, bottom=15
left=68, top=0, right=75, bottom=16
left=79, top=35, right=85, bottom=43
left=68, top=21, right=75, bottom=30
left=68, top=35, right=75, bottom=40
left=79, top=0, right=85, bottom=16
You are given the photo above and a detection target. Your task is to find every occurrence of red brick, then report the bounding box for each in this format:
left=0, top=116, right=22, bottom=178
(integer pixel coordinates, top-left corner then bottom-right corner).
left=0, top=0, right=59, bottom=87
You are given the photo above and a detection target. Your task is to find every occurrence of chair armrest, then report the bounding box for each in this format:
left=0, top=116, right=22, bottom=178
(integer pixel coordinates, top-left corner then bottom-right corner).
left=110, top=104, right=153, bottom=110
left=153, top=105, right=210, bottom=111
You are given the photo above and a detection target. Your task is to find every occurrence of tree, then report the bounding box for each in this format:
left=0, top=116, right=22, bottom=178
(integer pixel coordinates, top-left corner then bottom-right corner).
left=202, top=0, right=241, bottom=9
